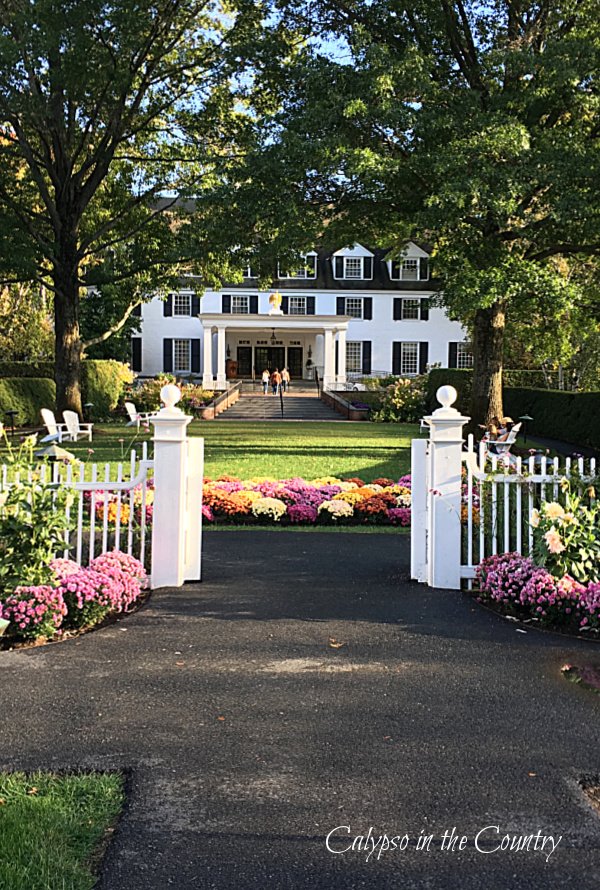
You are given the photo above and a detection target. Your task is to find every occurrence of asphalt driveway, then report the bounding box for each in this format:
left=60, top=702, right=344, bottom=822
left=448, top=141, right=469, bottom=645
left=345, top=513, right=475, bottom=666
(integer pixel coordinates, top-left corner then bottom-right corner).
left=1, top=531, right=599, bottom=889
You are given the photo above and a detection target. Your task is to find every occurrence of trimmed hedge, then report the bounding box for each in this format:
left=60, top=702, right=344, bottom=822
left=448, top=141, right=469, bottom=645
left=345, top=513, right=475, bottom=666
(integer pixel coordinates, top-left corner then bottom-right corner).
left=0, top=378, right=56, bottom=426
left=427, top=369, right=600, bottom=450
left=504, top=388, right=600, bottom=451
left=0, top=360, right=132, bottom=420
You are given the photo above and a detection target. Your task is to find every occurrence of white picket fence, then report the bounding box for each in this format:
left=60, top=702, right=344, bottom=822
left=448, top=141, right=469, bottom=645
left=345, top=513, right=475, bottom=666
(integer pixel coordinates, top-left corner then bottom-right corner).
left=411, top=385, right=598, bottom=590
left=0, top=385, right=204, bottom=589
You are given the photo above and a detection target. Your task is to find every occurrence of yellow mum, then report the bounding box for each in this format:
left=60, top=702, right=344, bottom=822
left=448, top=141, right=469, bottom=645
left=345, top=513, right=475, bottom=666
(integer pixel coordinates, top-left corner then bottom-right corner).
left=333, top=490, right=365, bottom=505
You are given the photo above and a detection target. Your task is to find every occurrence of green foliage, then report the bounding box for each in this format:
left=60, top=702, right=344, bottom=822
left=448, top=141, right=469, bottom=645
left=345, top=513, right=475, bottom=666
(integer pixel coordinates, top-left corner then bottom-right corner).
left=179, top=384, right=215, bottom=416
left=81, top=361, right=133, bottom=420
left=0, top=284, right=54, bottom=361
left=128, top=375, right=214, bottom=417
left=0, top=771, right=124, bottom=890
left=532, top=482, right=600, bottom=583
left=0, top=378, right=56, bottom=425
left=505, top=388, right=600, bottom=451
left=0, top=362, right=54, bottom=379
left=372, top=377, right=427, bottom=423
left=426, top=370, right=473, bottom=414
left=0, top=437, right=72, bottom=591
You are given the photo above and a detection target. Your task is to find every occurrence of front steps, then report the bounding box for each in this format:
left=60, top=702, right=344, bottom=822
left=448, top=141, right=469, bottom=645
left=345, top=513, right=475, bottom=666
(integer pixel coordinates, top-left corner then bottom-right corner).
left=217, top=390, right=344, bottom=421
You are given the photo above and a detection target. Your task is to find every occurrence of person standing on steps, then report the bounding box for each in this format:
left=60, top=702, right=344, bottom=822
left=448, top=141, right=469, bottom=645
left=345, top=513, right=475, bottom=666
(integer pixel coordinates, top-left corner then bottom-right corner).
left=281, top=367, right=290, bottom=393
left=271, top=368, right=282, bottom=395
left=261, top=368, right=270, bottom=395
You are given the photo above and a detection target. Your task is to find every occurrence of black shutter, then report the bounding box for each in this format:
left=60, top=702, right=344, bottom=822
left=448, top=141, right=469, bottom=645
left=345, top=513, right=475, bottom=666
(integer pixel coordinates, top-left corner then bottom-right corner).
left=420, top=299, right=430, bottom=321
left=191, top=339, right=200, bottom=373
left=306, top=296, right=316, bottom=315
left=336, top=296, right=346, bottom=315
left=281, top=296, right=289, bottom=314
left=191, top=294, right=200, bottom=315
left=419, top=342, right=429, bottom=375
left=392, top=342, right=401, bottom=376
left=393, top=298, right=402, bottom=320
left=335, top=340, right=339, bottom=375
left=362, top=340, right=372, bottom=375
left=448, top=342, right=458, bottom=368
left=222, top=294, right=231, bottom=314
left=363, top=257, right=373, bottom=279
left=132, top=303, right=142, bottom=317
left=131, top=339, right=142, bottom=372
left=163, top=294, right=173, bottom=316
left=163, top=339, right=173, bottom=372
left=419, top=258, right=430, bottom=280
left=390, top=260, right=401, bottom=280
left=363, top=297, right=373, bottom=320
left=334, top=257, right=344, bottom=278
left=249, top=294, right=259, bottom=314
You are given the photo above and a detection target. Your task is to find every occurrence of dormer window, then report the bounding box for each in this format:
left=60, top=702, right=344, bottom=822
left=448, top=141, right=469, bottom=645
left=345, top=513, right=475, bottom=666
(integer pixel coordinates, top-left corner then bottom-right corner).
left=278, top=253, right=317, bottom=279
left=332, top=244, right=374, bottom=280
left=388, top=246, right=430, bottom=281
left=244, top=265, right=257, bottom=279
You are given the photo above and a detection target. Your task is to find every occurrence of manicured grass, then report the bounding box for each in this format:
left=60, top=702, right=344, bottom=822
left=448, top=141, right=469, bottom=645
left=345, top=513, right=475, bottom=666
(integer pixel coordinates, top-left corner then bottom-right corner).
left=41, top=420, right=420, bottom=482
left=0, top=770, right=124, bottom=890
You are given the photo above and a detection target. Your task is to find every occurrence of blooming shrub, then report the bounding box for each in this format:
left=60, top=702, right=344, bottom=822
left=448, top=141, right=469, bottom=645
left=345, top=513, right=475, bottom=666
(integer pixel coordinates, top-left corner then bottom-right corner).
left=251, top=497, right=287, bottom=522
left=318, top=500, right=354, bottom=521
left=0, top=585, right=67, bottom=641
left=371, top=376, right=427, bottom=423
left=287, top=504, right=318, bottom=524
left=531, top=482, right=600, bottom=582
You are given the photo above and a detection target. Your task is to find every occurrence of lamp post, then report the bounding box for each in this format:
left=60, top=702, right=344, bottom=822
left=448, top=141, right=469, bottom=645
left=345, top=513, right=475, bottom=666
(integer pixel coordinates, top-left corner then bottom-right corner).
left=518, top=414, right=533, bottom=444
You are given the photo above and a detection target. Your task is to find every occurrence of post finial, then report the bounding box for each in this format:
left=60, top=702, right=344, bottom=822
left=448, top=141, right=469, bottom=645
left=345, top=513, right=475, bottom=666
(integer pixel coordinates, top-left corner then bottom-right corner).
left=436, top=385, right=457, bottom=409
left=160, top=383, right=182, bottom=412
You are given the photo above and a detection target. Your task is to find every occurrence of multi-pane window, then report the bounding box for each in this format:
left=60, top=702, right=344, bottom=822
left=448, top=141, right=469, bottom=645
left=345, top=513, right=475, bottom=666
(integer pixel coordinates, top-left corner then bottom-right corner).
left=400, top=342, right=419, bottom=375
left=401, top=259, right=419, bottom=280
left=244, top=265, right=257, bottom=278
left=279, top=255, right=317, bottom=279
left=345, top=298, right=363, bottom=318
left=457, top=342, right=474, bottom=369
left=346, top=341, right=362, bottom=373
left=174, top=339, right=191, bottom=374
left=390, top=257, right=428, bottom=280
left=344, top=257, right=363, bottom=279
left=232, top=295, right=249, bottom=314
left=289, top=296, right=307, bottom=315
left=173, top=293, right=191, bottom=316
left=401, top=299, right=420, bottom=320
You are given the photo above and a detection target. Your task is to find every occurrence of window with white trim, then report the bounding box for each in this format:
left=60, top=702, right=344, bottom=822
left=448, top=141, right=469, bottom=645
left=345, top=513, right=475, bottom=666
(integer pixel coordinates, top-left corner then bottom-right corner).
left=174, top=339, right=191, bottom=374
left=390, top=257, right=429, bottom=281
left=401, top=298, right=420, bottom=320
left=399, top=342, right=419, bottom=376
left=289, top=296, right=307, bottom=315
left=173, top=293, right=191, bottom=316
left=344, top=257, right=363, bottom=279
left=231, top=295, right=249, bottom=314
left=457, top=342, right=474, bottom=369
left=244, top=265, right=257, bottom=278
left=345, top=298, right=363, bottom=318
left=346, top=341, right=362, bottom=373
left=278, top=255, right=317, bottom=279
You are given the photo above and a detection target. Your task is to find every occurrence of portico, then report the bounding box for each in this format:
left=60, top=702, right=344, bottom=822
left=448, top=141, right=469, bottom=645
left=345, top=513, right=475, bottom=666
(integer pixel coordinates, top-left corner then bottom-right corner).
left=199, top=313, right=351, bottom=390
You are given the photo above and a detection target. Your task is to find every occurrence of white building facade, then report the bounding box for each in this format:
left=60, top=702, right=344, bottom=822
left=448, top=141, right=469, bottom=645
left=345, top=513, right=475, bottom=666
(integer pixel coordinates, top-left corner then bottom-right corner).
left=132, top=242, right=472, bottom=390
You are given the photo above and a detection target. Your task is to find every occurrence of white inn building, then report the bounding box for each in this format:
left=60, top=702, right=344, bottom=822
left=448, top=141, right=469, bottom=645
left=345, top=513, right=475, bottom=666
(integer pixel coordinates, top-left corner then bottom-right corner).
left=132, top=242, right=472, bottom=390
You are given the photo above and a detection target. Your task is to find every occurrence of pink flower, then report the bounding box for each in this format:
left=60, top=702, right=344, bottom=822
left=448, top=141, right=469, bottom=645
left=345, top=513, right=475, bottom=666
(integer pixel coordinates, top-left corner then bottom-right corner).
left=544, top=527, right=565, bottom=554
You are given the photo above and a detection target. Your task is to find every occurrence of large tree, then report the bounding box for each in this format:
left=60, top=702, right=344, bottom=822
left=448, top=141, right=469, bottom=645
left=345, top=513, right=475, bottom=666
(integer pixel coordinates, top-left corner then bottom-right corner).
left=0, top=0, right=261, bottom=413
left=260, top=0, right=600, bottom=423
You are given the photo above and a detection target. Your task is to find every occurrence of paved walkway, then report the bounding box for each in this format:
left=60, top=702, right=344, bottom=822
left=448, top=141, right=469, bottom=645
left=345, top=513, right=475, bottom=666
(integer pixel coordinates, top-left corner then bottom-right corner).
left=1, top=532, right=599, bottom=889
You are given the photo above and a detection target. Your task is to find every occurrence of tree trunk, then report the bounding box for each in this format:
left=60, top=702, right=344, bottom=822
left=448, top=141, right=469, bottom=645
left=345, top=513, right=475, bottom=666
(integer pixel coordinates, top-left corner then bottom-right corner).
left=53, top=232, right=83, bottom=416
left=469, top=302, right=505, bottom=428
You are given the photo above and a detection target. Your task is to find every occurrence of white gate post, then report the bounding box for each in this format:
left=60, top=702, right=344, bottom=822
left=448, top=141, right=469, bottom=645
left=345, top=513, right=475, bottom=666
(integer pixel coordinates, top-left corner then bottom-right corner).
left=150, top=384, right=193, bottom=589
left=423, top=386, right=470, bottom=590
left=410, top=438, right=429, bottom=582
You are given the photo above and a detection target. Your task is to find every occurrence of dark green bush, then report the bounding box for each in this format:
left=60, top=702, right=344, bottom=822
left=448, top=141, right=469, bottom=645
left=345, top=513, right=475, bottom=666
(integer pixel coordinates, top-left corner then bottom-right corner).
left=0, top=362, right=54, bottom=379
left=426, top=369, right=473, bottom=413
left=504, top=388, right=600, bottom=451
left=0, top=378, right=56, bottom=425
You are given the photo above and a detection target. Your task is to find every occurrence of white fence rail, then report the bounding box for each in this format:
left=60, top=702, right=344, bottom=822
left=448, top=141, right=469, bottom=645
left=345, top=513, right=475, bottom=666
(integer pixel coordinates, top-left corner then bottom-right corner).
left=411, top=384, right=598, bottom=590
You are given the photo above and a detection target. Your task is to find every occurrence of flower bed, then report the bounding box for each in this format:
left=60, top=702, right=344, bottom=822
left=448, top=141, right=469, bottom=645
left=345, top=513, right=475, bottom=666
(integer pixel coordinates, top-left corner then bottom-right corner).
left=202, top=475, right=413, bottom=527
left=0, top=551, right=147, bottom=644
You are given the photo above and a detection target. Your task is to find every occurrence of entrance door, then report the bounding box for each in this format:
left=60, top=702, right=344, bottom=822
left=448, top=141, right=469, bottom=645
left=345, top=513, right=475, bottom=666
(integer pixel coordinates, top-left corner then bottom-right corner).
left=255, top=346, right=285, bottom=373
left=287, top=347, right=303, bottom=380
left=237, top=346, right=252, bottom=377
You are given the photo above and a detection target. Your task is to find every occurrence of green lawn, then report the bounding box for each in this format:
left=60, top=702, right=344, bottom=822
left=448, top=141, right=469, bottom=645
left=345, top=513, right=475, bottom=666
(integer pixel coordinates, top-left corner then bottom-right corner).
left=0, top=771, right=124, bottom=890
left=45, top=420, right=419, bottom=482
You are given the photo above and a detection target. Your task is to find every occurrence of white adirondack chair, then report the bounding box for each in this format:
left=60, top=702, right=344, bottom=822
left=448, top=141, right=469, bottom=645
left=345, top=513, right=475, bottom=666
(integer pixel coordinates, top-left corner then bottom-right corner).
left=482, top=422, right=522, bottom=467
left=62, top=410, right=93, bottom=442
left=40, top=408, right=68, bottom=443
left=124, top=401, right=158, bottom=429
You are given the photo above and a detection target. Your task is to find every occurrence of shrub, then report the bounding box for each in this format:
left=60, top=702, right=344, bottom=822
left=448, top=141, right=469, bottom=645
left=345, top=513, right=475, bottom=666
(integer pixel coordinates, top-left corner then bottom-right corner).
left=504, top=388, right=600, bottom=450
left=426, top=369, right=473, bottom=413
left=531, top=482, right=600, bottom=583
left=0, top=362, right=54, bottom=379
left=82, top=360, right=133, bottom=419
left=0, top=377, right=57, bottom=425
left=372, top=376, right=427, bottom=423
left=0, top=585, right=67, bottom=641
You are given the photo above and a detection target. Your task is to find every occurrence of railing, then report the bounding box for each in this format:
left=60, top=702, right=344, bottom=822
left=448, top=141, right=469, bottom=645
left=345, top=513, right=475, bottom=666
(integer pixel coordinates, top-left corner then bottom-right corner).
left=211, top=380, right=243, bottom=413
left=461, top=436, right=597, bottom=580
left=0, top=443, right=153, bottom=567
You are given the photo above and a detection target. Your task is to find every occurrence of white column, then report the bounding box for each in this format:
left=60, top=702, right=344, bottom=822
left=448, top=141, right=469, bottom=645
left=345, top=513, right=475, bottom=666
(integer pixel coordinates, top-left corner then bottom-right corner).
left=150, top=384, right=193, bottom=589
left=410, top=438, right=428, bottom=583
left=323, top=329, right=334, bottom=390
left=216, top=326, right=226, bottom=388
left=337, top=329, right=347, bottom=385
left=423, top=386, right=470, bottom=590
left=202, top=325, right=213, bottom=389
